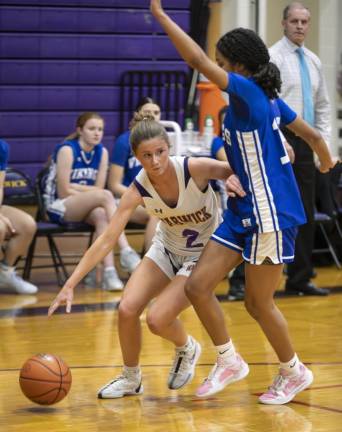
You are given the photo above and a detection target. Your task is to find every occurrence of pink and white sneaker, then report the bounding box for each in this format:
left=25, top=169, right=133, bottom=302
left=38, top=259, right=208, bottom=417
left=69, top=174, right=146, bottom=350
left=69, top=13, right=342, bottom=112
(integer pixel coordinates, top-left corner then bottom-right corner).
left=196, top=353, right=249, bottom=398
left=259, top=363, right=314, bottom=405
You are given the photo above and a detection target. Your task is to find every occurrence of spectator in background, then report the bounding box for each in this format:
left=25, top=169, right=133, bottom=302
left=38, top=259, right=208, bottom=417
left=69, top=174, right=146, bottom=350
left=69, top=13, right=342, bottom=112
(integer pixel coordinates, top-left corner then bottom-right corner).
left=269, top=2, right=331, bottom=296
left=211, top=106, right=245, bottom=301
left=108, top=97, right=160, bottom=252
left=44, top=112, right=141, bottom=291
left=0, top=139, right=38, bottom=295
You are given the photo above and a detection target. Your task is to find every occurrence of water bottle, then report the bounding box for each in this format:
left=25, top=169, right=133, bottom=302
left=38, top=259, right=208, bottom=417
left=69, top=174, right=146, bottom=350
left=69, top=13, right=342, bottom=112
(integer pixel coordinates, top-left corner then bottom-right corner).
left=182, top=118, right=194, bottom=153
left=203, top=115, right=214, bottom=151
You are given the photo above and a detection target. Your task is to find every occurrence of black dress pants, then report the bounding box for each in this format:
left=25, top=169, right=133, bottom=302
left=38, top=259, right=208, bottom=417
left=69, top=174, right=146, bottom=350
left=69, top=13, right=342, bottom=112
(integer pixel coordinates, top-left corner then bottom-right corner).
left=282, top=129, right=316, bottom=287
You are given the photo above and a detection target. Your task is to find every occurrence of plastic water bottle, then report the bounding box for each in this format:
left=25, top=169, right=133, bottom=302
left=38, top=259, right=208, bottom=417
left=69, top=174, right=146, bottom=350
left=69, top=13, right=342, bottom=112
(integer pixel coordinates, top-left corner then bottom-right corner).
left=203, top=115, right=214, bottom=151
left=182, top=118, right=194, bottom=153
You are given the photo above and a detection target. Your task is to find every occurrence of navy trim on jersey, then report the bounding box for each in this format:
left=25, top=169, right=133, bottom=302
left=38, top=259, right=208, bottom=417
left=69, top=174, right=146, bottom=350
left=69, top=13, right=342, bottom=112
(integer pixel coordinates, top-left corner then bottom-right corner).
left=133, top=179, right=153, bottom=198
left=184, top=157, right=191, bottom=188
left=238, top=131, right=263, bottom=231
left=275, top=230, right=281, bottom=262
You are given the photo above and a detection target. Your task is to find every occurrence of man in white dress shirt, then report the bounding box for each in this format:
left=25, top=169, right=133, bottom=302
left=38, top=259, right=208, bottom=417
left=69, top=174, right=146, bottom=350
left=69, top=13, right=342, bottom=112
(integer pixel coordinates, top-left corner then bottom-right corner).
left=269, top=2, right=331, bottom=296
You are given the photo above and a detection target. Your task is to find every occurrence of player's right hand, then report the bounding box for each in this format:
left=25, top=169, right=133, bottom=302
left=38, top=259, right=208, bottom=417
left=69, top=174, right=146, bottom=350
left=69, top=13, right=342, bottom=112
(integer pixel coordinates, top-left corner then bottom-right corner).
left=150, top=0, right=164, bottom=16
left=48, top=284, right=74, bottom=316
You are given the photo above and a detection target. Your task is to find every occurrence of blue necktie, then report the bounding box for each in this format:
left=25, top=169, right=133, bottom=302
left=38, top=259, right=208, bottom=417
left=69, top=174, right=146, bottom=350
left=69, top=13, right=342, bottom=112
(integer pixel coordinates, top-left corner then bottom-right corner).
left=296, top=47, right=314, bottom=126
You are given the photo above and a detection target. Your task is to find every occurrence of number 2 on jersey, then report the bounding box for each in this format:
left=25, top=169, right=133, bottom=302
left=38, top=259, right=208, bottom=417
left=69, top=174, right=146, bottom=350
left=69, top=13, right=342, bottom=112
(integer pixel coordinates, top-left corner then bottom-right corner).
left=182, top=229, right=204, bottom=248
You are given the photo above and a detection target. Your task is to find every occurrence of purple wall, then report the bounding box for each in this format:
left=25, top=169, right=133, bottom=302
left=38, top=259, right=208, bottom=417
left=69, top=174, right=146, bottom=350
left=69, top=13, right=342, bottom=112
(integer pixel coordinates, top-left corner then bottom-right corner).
left=0, top=1, right=191, bottom=179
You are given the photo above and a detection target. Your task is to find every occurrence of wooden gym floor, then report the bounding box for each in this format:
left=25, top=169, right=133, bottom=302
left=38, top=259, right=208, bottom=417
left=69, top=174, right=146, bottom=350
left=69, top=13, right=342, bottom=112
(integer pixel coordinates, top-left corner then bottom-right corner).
left=0, top=234, right=342, bottom=432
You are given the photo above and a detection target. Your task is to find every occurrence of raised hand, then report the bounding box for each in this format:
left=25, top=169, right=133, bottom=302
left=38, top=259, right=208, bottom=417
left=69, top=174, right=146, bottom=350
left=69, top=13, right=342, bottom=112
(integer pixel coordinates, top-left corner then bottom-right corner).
left=48, top=283, right=74, bottom=316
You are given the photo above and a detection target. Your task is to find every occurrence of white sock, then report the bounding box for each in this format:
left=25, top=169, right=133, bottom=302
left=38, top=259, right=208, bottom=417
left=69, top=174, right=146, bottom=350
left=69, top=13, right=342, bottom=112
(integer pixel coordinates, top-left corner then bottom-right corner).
left=280, top=353, right=300, bottom=375
left=0, top=261, right=14, bottom=274
left=215, top=340, right=236, bottom=363
left=103, top=266, right=115, bottom=273
left=123, top=365, right=141, bottom=378
left=176, top=335, right=193, bottom=351
left=121, top=246, right=132, bottom=254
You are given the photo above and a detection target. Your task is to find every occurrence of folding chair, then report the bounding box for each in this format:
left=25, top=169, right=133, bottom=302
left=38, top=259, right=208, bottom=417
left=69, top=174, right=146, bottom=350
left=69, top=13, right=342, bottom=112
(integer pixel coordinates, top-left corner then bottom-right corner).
left=23, top=166, right=95, bottom=286
left=313, top=211, right=341, bottom=269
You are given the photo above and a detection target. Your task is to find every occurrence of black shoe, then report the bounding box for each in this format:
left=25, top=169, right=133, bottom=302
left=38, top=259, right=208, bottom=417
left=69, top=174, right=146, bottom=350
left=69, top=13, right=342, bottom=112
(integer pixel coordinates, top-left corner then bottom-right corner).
left=227, top=282, right=245, bottom=301
left=285, top=282, right=330, bottom=296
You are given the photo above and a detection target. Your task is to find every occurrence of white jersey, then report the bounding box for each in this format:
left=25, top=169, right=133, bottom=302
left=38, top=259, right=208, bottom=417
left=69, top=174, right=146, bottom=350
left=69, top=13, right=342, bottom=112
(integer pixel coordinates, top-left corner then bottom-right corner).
left=134, top=156, right=219, bottom=256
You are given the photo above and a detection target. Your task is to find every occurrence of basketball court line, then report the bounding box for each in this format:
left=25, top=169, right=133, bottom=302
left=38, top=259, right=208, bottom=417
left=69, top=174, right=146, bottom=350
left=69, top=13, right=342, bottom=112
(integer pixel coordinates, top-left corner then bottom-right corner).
left=2, top=363, right=342, bottom=372
left=252, top=393, right=342, bottom=414
left=1, top=286, right=341, bottom=319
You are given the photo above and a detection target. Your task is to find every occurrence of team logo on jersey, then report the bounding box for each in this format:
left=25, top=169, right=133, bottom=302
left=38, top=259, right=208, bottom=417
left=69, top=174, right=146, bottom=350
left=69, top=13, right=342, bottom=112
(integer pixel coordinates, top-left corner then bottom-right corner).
left=242, top=218, right=251, bottom=227
left=154, top=208, right=163, bottom=214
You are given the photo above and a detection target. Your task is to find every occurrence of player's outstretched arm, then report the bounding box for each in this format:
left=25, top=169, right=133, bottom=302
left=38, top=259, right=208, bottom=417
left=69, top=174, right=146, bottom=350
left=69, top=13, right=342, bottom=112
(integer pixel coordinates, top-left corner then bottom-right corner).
left=48, top=186, right=142, bottom=316
left=150, top=0, right=227, bottom=90
left=286, top=117, right=335, bottom=173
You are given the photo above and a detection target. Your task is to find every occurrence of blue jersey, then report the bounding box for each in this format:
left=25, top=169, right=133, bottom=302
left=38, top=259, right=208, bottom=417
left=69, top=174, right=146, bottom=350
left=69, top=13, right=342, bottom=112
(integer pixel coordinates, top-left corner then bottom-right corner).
left=44, top=139, right=103, bottom=207
left=110, top=131, right=142, bottom=187
left=222, top=72, right=306, bottom=233
left=0, top=139, right=9, bottom=171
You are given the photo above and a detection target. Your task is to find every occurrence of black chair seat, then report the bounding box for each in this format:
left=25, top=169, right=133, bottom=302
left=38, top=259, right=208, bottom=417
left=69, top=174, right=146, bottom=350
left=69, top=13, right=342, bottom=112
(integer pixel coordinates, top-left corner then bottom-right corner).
left=23, top=166, right=95, bottom=286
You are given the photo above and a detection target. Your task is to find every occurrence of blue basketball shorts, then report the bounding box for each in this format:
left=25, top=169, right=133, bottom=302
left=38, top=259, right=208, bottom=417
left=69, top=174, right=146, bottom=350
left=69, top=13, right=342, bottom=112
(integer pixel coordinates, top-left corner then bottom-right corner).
left=211, top=210, right=298, bottom=265
left=46, top=199, right=67, bottom=224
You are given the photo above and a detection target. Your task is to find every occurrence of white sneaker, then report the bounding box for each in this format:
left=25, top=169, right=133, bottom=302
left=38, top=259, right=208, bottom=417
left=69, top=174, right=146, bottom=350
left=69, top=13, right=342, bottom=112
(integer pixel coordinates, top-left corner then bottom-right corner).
left=259, top=363, right=314, bottom=405
left=196, top=353, right=249, bottom=397
left=98, top=373, right=143, bottom=399
left=120, top=247, right=141, bottom=273
left=168, top=336, right=202, bottom=389
left=102, top=268, right=124, bottom=291
left=0, top=269, right=38, bottom=294
left=82, top=268, right=97, bottom=287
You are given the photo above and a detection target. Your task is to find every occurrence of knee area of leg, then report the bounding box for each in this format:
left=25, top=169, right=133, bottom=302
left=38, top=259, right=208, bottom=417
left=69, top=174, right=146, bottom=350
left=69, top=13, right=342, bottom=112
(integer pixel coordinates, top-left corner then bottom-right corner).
left=92, top=207, right=107, bottom=222
left=118, top=301, right=139, bottom=321
left=146, top=312, right=164, bottom=334
left=244, top=298, right=259, bottom=320
left=103, top=189, right=115, bottom=203
left=184, top=278, right=205, bottom=301
left=22, top=216, right=37, bottom=236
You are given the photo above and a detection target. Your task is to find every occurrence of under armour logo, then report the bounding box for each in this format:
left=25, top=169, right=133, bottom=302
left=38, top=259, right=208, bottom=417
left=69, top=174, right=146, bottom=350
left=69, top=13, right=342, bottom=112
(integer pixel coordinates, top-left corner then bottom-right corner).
left=154, top=209, right=163, bottom=214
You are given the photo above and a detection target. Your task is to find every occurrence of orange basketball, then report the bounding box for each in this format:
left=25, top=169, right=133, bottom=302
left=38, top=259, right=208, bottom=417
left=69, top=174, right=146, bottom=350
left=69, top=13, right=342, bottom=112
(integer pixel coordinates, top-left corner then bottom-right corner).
left=19, top=354, right=72, bottom=405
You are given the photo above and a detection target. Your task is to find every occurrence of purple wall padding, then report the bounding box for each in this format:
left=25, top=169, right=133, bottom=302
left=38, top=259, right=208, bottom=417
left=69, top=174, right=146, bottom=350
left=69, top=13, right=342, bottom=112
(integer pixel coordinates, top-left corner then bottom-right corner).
left=0, top=1, right=191, bottom=180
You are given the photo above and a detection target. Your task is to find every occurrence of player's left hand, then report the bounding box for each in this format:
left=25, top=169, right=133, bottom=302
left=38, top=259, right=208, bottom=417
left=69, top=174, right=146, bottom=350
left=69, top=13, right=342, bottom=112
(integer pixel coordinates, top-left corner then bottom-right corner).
left=225, top=174, right=246, bottom=198
left=317, top=156, right=339, bottom=173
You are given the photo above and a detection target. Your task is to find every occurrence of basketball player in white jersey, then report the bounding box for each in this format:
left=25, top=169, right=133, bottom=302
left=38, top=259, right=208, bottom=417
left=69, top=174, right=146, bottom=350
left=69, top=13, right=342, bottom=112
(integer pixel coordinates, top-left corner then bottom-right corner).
left=48, top=115, right=246, bottom=398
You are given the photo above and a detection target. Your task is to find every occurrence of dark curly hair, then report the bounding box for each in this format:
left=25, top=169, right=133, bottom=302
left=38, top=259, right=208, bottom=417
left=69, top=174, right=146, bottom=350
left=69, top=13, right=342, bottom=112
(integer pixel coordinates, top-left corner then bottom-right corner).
left=216, top=28, right=282, bottom=99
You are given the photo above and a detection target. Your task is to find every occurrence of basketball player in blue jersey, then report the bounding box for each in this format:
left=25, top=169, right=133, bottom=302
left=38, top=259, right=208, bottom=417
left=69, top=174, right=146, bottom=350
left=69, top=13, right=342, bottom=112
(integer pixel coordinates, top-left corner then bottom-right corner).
left=108, top=97, right=161, bottom=251
left=150, top=0, right=335, bottom=404
left=44, top=112, right=141, bottom=291
left=48, top=115, right=245, bottom=399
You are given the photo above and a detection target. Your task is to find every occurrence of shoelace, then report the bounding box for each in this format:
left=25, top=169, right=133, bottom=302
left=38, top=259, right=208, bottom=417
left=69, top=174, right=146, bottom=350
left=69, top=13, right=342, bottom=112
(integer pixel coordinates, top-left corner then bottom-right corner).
left=108, top=373, right=138, bottom=387
left=171, top=347, right=194, bottom=373
left=268, top=373, right=287, bottom=395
